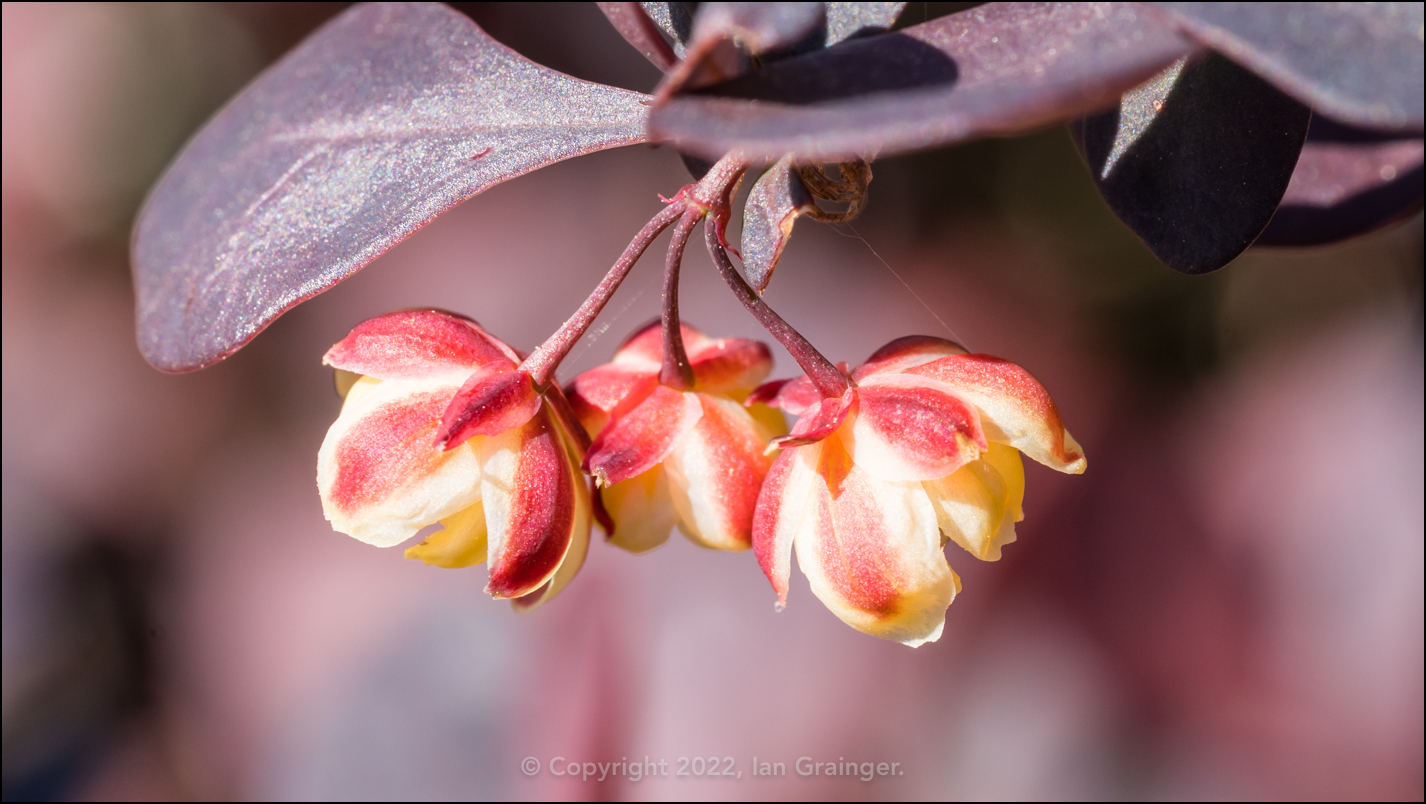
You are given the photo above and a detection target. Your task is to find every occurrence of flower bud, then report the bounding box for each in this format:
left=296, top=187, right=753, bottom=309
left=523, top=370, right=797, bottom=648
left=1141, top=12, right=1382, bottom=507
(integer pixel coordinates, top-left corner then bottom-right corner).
left=316, top=310, right=591, bottom=611
left=569, top=322, right=783, bottom=552
left=754, top=336, right=1085, bottom=645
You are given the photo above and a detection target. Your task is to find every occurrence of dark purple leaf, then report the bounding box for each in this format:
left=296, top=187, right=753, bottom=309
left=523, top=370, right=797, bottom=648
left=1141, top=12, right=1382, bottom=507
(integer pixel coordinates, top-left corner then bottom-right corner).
left=1256, top=116, right=1424, bottom=247
left=649, top=2, right=1198, bottom=162
left=655, top=3, right=825, bottom=101
left=1074, top=54, right=1311, bottom=274
left=640, top=2, right=697, bottom=56
left=825, top=2, right=906, bottom=46
left=1150, top=2, right=1425, bottom=132
left=740, top=156, right=816, bottom=292
left=597, top=2, right=678, bottom=72
left=132, top=3, right=650, bottom=373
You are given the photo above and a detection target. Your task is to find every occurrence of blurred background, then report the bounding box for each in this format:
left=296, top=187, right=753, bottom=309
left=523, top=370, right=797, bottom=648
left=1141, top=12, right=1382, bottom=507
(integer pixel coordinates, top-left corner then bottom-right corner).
left=3, top=3, right=1421, bottom=800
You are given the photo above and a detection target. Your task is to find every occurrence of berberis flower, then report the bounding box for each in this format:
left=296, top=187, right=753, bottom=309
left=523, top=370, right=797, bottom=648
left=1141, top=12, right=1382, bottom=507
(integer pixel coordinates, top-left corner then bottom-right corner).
left=316, top=310, right=591, bottom=612
left=752, top=336, right=1086, bottom=646
left=568, top=322, right=783, bottom=552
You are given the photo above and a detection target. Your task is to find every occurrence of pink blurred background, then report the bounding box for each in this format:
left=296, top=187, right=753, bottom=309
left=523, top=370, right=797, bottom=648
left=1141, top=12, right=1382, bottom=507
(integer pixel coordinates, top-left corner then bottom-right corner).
left=3, top=3, right=1421, bottom=800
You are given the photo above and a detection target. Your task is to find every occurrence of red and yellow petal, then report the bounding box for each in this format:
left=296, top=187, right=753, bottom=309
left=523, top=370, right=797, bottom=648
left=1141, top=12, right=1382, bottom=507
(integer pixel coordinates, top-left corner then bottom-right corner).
left=663, top=393, right=778, bottom=551
left=568, top=364, right=652, bottom=420
left=585, top=385, right=703, bottom=486
left=687, top=337, right=774, bottom=393
left=845, top=375, right=987, bottom=481
left=794, top=437, right=959, bottom=647
left=596, top=321, right=772, bottom=396
left=479, top=409, right=583, bottom=600
left=511, top=515, right=589, bottom=613
left=317, top=378, right=482, bottom=548
left=922, top=442, right=1025, bottom=562
left=323, top=310, right=519, bottom=384
left=852, top=335, right=967, bottom=381
left=753, top=442, right=825, bottom=607
left=611, top=320, right=713, bottom=370
left=601, top=467, right=679, bottom=553
left=509, top=419, right=592, bottom=612
left=908, top=354, right=1086, bottom=473
left=437, top=365, right=542, bottom=449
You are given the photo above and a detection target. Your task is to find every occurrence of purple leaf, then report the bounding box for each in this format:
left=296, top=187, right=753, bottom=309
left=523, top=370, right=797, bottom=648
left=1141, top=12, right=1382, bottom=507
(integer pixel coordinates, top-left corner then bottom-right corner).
left=740, top=156, right=816, bottom=292
left=649, top=2, right=1198, bottom=162
left=1150, top=2, right=1425, bottom=132
left=597, top=2, right=678, bottom=72
left=1074, top=54, right=1311, bottom=274
left=1256, top=116, right=1424, bottom=247
left=825, top=2, right=906, bottom=46
left=132, top=3, right=650, bottom=373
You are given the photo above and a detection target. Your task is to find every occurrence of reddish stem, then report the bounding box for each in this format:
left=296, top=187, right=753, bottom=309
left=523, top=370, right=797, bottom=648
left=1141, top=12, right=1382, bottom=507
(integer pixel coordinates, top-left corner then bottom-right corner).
left=521, top=201, right=685, bottom=388
left=659, top=206, right=703, bottom=390
left=655, top=152, right=749, bottom=389
left=706, top=225, right=851, bottom=399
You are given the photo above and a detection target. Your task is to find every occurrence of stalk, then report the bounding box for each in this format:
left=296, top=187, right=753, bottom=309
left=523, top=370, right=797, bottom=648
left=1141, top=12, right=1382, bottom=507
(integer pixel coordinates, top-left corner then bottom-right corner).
left=521, top=201, right=685, bottom=388
left=521, top=152, right=749, bottom=390
left=706, top=225, right=851, bottom=399
left=655, top=152, right=749, bottom=389
left=658, top=206, right=703, bottom=389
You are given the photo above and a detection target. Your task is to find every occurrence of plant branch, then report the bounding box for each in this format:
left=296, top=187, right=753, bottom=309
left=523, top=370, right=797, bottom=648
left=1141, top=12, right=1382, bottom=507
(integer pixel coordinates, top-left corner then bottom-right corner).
left=705, top=224, right=851, bottom=399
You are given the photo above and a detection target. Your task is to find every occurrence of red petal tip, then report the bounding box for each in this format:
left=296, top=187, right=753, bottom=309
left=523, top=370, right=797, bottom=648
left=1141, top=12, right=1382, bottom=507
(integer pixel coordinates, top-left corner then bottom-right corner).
left=437, top=368, right=542, bottom=449
left=324, top=309, right=518, bottom=381
left=747, top=379, right=789, bottom=407
left=774, top=389, right=857, bottom=448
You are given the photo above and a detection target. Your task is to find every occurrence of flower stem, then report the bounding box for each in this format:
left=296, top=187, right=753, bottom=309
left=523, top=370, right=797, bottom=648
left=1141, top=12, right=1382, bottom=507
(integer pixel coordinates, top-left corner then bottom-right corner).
left=706, top=225, right=851, bottom=398
left=655, top=152, right=749, bottom=389
left=659, top=206, right=703, bottom=390
left=521, top=201, right=685, bottom=388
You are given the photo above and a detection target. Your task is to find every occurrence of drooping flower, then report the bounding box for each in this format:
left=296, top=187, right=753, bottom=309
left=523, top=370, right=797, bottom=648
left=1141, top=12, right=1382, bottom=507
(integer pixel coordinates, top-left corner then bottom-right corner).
left=316, top=309, right=591, bottom=611
left=567, top=322, right=784, bottom=552
left=752, top=336, right=1086, bottom=646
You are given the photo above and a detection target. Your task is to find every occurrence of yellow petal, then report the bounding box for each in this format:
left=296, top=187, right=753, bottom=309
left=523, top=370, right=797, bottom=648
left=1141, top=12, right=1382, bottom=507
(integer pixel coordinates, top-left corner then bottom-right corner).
left=403, top=500, right=488, bottom=568
left=922, top=442, right=1024, bottom=561
left=983, top=439, right=1025, bottom=524
left=745, top=400, right=790, bottom=440
left=334, top=369, right=363, bottom=400
left=340, top=374, right=383, bottom=407
left=602, top=467, right=678, bottom=553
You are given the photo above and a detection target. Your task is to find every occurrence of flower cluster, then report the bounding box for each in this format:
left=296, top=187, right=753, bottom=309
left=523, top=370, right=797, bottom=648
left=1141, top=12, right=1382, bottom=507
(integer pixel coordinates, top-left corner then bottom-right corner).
left=318, top=313, right=1084, bottom=644
left=314, top=153, right=1085, bottom=646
